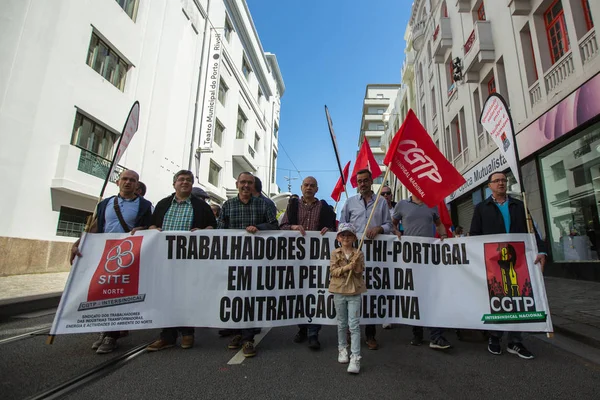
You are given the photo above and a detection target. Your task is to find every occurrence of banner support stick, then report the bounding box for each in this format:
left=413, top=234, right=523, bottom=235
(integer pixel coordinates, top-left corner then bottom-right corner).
left=345, top=168, right=391, bottom=285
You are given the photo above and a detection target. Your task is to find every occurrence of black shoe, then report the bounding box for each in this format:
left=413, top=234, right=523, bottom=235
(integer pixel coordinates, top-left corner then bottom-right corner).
left=429, top=336, right=452, bottom=350
left=507, top=342, right=534, bottom=359
left=488, top=337, right=502, bottom=355
left=410, top=335, right=423, bottom=346
left=308, top=336, right=321, bottom=350
left=294, top=328, right=308, bottom=343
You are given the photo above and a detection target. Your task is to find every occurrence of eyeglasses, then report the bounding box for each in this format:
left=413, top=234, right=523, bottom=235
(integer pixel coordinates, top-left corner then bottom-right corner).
left=490, top=179, right=508, bottom=184
left=381, top=192, right=392, bottom=196
left=356, top=179, right=371, bottom=185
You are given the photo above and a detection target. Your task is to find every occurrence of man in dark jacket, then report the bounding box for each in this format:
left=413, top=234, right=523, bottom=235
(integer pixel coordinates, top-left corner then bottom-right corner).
left=70, top=169, right=153, bottom=354
left=470, top=171, right=546, bottom=360
left=146, top=170, right=216, bottom=352
left=280, top=176, right=336, bottom=350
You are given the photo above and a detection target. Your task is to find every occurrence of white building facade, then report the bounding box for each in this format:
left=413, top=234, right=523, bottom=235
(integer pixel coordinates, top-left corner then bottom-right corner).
left=396, top=0, right=600, bottom=280
left=0, top=0, right=284, bottom=275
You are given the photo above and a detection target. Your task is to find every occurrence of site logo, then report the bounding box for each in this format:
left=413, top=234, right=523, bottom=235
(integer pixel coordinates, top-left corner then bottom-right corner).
left=481, top=242, right=546, bottom=324
left=78, top=236, right=146, bottom=311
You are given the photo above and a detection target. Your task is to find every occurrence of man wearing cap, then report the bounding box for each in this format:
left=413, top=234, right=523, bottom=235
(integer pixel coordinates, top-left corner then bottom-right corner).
left=191, top=187, right=210, bottom=202
left=339, top=169, right=393, bottom=350
left=145, top=170, right=216, bottom=352
left=280, top=176, right=337, bottom=350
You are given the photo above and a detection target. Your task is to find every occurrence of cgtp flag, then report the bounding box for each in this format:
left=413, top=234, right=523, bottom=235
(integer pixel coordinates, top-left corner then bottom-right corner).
left=384, top=110, right=465, bottom=207
left=350, top=140, right=382, bottom=188
left=480, top=93, right=521, bottom=187
left=331, top=161, right=350, bottom=202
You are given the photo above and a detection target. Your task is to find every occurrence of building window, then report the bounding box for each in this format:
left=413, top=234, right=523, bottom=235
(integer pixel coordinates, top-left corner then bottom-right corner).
left=115, top=0, right=139, bottom=21
left=71, top=112, right=118, bottom=160
left=258, top=88, right=263, bottom=105
left=368, top=137, right=381, bottom=148
left=544, top=0, right=570, bottom=64
left=582, top=0, right=594, bottom=31
left=376, top=94, right=384, bottom=99
left=539, top=123, right=600, bottom=262
left=208, top=160, right=221, bottom=187
left=254, top=133, right=260, bottom=150
left=274, top=123, right=279, bottom=138
left=271, top=151, right=277, bottom=183
left=477, top=2, right=486, bottom=21
left=214, top=119, right=224, bottom=146
left=431, top=87, right=437, bottom=117
left=236, top=108, right=247, bottom=139
left=442, top=1, right=448, bottom=17
left=224, top=16, right=233, bottom=42
left=86, top=33, right=129, bottom=91
left=242, top=57, right=252, bottom=80
left=57, top=206, right=92, bottom=238
left=488, top=76, right=496, bottom=95
left=218, top=79, right=228, bottom=105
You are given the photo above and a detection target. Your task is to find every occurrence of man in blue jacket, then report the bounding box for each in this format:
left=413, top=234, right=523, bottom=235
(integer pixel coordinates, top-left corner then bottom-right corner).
left=470, top=171, right=547, bottom=360
left=70, top=169, right=153, bottom=354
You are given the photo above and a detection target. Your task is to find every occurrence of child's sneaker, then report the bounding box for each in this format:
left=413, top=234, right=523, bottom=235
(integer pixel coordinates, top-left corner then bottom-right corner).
left=347, top=354, right=361, bottom=374
left=338, top=346, right=349, bottom=364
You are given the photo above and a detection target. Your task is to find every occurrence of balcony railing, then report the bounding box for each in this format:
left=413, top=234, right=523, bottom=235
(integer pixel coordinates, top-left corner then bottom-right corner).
left=464, top=29, right=476, bottom=55
left=580, top=28, right=598, bottom=66
left=77, top=147, right=124, bottom=183
left=56, top=220, right=87, bottom=238
left=544, top=51, right=575, bottom=93
left=529, top=81, right=542, bottom=107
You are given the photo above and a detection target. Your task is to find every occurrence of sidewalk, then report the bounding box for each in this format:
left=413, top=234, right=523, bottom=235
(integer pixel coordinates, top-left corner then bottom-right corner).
left=0, top=273, right=599, bottom=347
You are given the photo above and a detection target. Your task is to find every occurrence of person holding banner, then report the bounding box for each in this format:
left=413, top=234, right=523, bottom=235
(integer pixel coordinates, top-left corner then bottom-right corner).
left=218, top=172, right=279, bottom=357
left=329, top=223, right=366, bottom=374
left=280, top=176, right=337, bottom=350
left=69, top=169, right=153, bottom=355
left=392, top=193, right=452, bottom=350
left=146, top=170, right=217, bottom=352
left=340, top=169, right=393, bottom=350
left=470, top=171, right=547, bottom=360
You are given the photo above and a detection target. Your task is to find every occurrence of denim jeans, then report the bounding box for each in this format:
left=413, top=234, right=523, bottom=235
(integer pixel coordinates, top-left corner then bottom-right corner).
left=298, top=324, right=322, bottom=337
left=413, top=326, right=444, bottom=341
left=160, top=327, right=194, bottom=342
left=334, top=293, right=361, bottom=357
left=491, top=330, right=523, bottom=343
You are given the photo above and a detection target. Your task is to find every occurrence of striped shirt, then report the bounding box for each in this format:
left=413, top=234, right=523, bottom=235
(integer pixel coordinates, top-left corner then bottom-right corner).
left=217, top=195, right=277, bottom=230
left=162, top=197, right=194, bottom=231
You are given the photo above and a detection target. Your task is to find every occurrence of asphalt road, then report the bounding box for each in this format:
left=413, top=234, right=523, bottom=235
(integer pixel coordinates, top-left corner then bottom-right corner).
left=1, top=310, right=600, bottom=400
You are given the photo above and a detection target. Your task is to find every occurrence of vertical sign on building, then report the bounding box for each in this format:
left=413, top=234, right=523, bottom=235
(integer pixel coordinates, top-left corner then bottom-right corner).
left=198, top=28, right=223, bottom=152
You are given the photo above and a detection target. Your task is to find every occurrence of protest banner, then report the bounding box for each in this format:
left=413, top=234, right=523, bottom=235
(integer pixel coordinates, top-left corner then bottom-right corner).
left=50, top=231, right=553, bottom=335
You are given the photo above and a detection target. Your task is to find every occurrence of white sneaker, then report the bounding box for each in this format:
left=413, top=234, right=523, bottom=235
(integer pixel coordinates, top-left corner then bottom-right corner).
left=338, top=346, right=349, bottom=364
left=347, top=354, right=361, bottom=374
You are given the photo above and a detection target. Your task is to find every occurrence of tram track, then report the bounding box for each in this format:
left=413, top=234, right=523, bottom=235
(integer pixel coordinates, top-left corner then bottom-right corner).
left=24, top=341, right=153, bottom=400
left=0, top=325, right=52, bottom=345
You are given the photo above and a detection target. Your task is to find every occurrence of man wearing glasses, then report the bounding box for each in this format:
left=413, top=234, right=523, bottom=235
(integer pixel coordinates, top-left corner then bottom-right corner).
left=381, top=185, right=397, bottom=219
left=340, top=169, right=393, bottom=350
left=470, top=171, right=546, bottom=360
left=280, top=176, right=337, bottom=350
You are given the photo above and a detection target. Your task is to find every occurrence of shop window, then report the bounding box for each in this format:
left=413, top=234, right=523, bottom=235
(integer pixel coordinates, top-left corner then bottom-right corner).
left=582, top=0, right=594, bottom=31
left=540, top=124, right=600, bottom=262
left=544, top=0, right=570, bottom=64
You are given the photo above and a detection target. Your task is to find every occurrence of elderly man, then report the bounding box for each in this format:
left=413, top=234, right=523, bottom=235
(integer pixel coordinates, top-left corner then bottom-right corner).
left=145, top=170, right=216, bottom=352
left=280, top=176, right=336, bottom=350
left=218, top=172, right=279, bottom=357
left=470, top=171, right=547, bottom=360
left=340, top=169, right=393, bottom=350
left=70, top=169, right=153, bottom=354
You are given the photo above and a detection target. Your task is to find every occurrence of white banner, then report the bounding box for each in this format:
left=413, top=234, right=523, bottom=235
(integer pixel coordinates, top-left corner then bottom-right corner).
left=480, top=94, right=520, bottom=187
left=50, top=231, right=553, bottom=334
left=198, top=28, right=223, bottom=152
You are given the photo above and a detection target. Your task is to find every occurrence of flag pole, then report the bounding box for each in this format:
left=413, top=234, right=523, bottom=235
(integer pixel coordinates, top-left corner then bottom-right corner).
left=345, top=168, right=391, bottom=285
left=324, top=105, right=348, bottom=199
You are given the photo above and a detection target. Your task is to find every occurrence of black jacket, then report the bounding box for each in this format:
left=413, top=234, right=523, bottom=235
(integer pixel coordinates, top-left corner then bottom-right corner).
left=470, top=196, right=546, bottom=253
left=284, top=198, right=337, bottom=231
left=152, top=194, right=216, bottom=229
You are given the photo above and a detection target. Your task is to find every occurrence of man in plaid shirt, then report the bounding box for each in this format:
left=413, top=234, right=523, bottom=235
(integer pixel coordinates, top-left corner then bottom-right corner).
left=218, top=172, right=278, bottom=357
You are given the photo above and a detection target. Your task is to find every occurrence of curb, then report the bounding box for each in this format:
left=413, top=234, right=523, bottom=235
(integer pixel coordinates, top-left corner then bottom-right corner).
left=552, top=324, right=600, bottom=349
left=0, top=292, right=62, bottom=322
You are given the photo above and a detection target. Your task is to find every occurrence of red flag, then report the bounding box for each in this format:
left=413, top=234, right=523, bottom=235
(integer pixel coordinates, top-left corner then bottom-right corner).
left=350, top=140, right=382, bottom=188
left=435, top=200, right=453, bottom=238
left=384, top=110, right=466, bottom=207
left=331, top=161, right=350, bottom=202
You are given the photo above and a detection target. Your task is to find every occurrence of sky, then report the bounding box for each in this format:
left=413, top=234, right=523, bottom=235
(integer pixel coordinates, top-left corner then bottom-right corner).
left=246, top=0, right=410, bottom=208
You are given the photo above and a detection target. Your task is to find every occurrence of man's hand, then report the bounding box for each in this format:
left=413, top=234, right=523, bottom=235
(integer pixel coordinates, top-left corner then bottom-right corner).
left=320, top=227, right=329, bottom=235
left=366, top=226, right=383, bottom=239
left=246, top=226, right=258, bottom=234
left=393, top=229, right=402, bottom=240
left=291, top=225, right=306, bottom=236
left=535, top=254, right=546, bottom=272
left=130, top=227, right=146, bottom=235
left=148, top=225, right=162, bottom=231
left=69, top=240, right=82, bottom=265
left=439, top=234, right=448, bottom=241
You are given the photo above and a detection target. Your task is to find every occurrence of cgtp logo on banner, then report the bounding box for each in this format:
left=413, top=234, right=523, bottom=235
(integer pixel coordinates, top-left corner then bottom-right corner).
left=481, top=242, right=546, bottom=324
left=78, top=236, right=146, bottom=311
